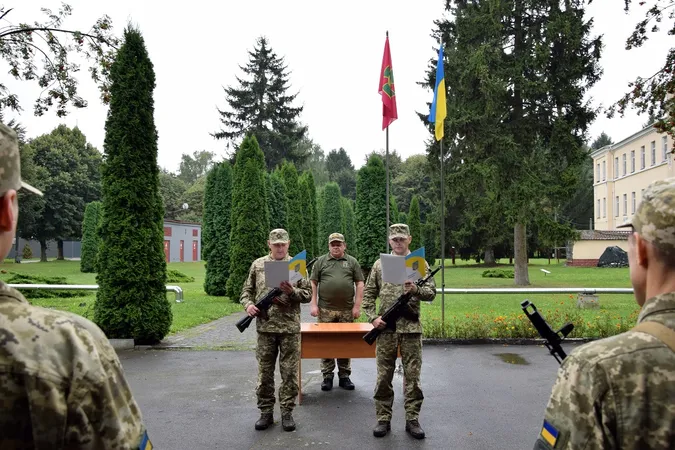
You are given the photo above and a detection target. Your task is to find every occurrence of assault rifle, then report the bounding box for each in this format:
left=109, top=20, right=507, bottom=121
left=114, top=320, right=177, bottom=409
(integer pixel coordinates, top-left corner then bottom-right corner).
left=235, top=257, right=317, bottom=333
left=363, top=266, right=441, bottom=345
left=521, top=300, right=574, bottom=365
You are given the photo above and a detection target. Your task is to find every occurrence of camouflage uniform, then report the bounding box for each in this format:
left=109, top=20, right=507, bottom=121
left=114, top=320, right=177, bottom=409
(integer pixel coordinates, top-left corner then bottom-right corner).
left=0, top=123, right=148, bottom=449
left=362, top=225, right=436, bottom=422
left=239, top=232, right=311, bottom=415
left=535, top=177, right=675, bottom=450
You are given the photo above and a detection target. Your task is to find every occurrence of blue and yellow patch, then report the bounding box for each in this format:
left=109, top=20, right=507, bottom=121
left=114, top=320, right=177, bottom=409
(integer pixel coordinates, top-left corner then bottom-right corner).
left=139, top=430, right=153, bottom=450
left=540, top=420, right=559, bottom=447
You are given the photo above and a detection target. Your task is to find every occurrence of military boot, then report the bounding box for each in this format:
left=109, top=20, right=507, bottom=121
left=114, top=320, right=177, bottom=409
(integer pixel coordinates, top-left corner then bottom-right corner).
left=405, top=420, right=425, bottom=439
left=254, top=412, right=273, bottom=430
left=281, top=411, right=296, bottom=432
left=338, top=377, right=355, bottom=390
left=373, top=421, right=390, bottom=437
left=321, top=375, right=334, bottom=391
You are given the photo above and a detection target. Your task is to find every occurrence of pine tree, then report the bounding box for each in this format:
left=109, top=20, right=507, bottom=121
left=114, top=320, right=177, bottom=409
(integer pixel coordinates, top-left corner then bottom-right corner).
left=408, top=196, right=422, bottom=251
left=80, top=201, right=101, bottom=273
left=279, top=161, right=305, bottom=255
left=226, top=135, right=270, bottom=300
left=94, top=27, right=171, bottom=343
left=319, top=182, right=343, bottom=245
left=355, top=154, right=387, bottom=269
left=213, top=37, right=308, bottom=170
left=341, top=197, right=357, bottom=258
left=203, top=161, right=233, bottom=296
left=267, top=170, right=288, bottom=231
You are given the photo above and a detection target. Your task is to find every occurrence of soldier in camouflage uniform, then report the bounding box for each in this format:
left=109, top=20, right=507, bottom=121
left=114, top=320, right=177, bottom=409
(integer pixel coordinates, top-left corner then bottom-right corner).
left=363, top=223, right=436, bottom=440
left=534, top=177, right=675, bottom=450
left=309, top=232, right=365, bottom=391
left=240, top=228, right=311, bottom=432
left=0, top=123, right=150, bottom=449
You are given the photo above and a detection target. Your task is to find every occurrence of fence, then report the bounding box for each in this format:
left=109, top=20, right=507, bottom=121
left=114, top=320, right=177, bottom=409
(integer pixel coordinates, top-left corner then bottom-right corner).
left=8, top=284, right=185, bottom=302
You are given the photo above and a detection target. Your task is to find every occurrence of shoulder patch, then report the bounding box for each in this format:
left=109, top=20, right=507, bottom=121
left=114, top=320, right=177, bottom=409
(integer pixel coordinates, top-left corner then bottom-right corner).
left=139, top=430, right=153, bottom=450
left=540, top=420, right=559, bottom=447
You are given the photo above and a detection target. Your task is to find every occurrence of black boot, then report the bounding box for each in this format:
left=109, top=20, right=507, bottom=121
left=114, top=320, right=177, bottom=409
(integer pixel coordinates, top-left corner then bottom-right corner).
left=338, top=377, right=355, bottom=390
left=282, top=411, right=296, bottom=432
left=321, top=375, right=334, bottom=391
left=405, top=420, right=425, bottom=439
left=373, top=421, right=391, bottom=437
left=254, top=412, right=273, bottom=430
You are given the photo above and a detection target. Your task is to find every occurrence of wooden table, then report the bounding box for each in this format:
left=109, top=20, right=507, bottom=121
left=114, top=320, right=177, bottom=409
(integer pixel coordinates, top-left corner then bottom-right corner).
left=298, top=322, right=397, bottom=404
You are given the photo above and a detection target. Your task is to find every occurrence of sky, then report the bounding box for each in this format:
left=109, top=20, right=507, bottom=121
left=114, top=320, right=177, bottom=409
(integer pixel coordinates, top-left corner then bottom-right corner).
left=4, top=1, right=673, bottom=172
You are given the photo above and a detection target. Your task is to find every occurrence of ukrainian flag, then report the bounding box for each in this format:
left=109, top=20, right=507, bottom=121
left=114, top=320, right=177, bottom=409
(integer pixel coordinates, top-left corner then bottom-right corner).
left=540, top=420, right=559, bottom=447
left=289, top=250, right=308, bottom=277
left=428, top=45, right=446, bottom=141
left=405, top=247, right=427, bottom=278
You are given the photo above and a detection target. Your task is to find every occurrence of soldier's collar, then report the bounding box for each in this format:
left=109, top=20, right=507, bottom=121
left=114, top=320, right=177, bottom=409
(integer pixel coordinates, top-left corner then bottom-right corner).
left=638, top=292, right=675, bottom=322
left=0, top=281, right=29, bottom=305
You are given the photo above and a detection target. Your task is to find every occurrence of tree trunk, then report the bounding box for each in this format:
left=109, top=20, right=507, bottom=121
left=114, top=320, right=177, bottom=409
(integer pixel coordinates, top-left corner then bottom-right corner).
left=14, top=233, right=20, bottom=263
left=514, top=223, right=530, bottom=285
left=40, top=240, right=48, bottom=262
left=484, top=247, right=496, bottom=266
left=57, top=240, right=64, bottom=260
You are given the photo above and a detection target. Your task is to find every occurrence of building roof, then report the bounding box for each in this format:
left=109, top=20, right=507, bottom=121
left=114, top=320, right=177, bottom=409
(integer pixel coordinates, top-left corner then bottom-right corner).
left=163, top=218, right=202, bottom=227
left=590, top=121, right=662, bottom=159
left=579, top=230, right=630, bottom=240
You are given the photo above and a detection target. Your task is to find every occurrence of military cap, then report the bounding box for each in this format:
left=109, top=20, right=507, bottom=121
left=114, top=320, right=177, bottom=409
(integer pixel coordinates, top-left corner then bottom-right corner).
left=617, top=177, right=675, bottom=253
left=328, top=232, right=345, bottom=243
left=0, top=122, right=42, bottom=196
left=269, top=228, right=290, bottom=244
left=389, top=223, right=410, bottom=239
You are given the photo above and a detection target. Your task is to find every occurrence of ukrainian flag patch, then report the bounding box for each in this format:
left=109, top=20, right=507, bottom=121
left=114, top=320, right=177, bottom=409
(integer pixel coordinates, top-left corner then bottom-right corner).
left=540, top=420, right=559, bottom=447
left=138, top=430, right=153, bottom=450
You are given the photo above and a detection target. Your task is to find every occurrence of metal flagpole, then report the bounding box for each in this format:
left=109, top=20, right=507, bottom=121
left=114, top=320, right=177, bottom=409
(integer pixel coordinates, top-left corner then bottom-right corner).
left=440, top=138, right=445, bottom=335
left=386, top=126, right=390, bottom=252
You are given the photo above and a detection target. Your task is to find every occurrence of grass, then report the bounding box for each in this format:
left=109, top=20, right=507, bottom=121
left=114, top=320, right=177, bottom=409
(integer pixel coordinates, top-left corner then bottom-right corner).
left=0, top=258, right=639, bottom=339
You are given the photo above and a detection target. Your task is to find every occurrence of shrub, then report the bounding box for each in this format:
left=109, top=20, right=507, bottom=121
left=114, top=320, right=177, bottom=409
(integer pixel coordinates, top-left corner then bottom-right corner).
left=482, top=269, right=514, bottom=278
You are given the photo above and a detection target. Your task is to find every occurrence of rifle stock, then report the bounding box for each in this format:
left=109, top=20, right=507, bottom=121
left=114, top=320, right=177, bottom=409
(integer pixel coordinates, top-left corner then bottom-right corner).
left=363, top=266, right=441, bottom=345
left=521, top=299, right=574, bottom=365
left=235, top=257, right=317, bottom=333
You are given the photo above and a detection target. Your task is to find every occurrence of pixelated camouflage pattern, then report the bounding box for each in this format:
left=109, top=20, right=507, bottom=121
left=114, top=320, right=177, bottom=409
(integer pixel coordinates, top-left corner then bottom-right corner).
left=622, top=177, right=675, bottom=254
left=535, top=292, right=675, bottom=449
left=318, top=309, right=353, bottom=378
left=256, top=332, right=300, bottom=413
left=0, top=282, right=145, bottom=449
left=0, top=122, right=42, bottom=196
left=239, top=253, right=312, bottom=333
left=328, top=232, right=345, bottom=243
left=374, top=333, right=424, bottom=422
left=362, top=257, right=436, bottom=333
left=268, top=228, right=289, bottom=244
left=388, top=223, right=410, bottom=239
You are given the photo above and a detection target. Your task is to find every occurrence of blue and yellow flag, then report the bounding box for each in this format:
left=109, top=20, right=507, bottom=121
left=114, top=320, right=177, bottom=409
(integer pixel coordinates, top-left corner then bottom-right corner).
left=427, top=45, right=446, bottom=141
left=405, top=247, right=427, bottom=280
left=289, top=250, right=308, bottom=283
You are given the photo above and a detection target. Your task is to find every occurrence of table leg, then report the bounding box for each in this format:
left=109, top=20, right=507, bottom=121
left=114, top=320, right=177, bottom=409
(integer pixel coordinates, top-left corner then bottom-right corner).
left=298, top=358, right=303, bottom=405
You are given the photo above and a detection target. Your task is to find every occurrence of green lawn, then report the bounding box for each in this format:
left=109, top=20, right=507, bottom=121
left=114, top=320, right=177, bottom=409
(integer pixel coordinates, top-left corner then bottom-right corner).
left=0, top=258, right=638, bottom=339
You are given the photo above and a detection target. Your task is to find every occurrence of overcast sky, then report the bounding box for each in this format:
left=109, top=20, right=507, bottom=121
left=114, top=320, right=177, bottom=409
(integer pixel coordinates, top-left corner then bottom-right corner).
left=4, top=1, right=673, bottom=172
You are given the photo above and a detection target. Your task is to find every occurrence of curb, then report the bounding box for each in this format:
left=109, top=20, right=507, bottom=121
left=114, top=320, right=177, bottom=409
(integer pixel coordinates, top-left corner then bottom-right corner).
left=422, top=337, right=596, bottom=346
left=109, top=339, right=135, bottom=350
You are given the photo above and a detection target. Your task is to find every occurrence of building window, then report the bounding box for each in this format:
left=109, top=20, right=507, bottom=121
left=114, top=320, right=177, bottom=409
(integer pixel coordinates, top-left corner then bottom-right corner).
left=596, top=163, right=600, bottom=182
left=163, top=226, right=172, bottom=237
left=192, top=229, right=198, bottom=237
left=651, top=141, right=656, bottom=166
left=663, top=136, right=668, bottom=162
left=622, top=153, right=627, bottom=175
left=631, top=150, right=635, bottom=173
left=614, top=157, right=619, bottom=179
left=597, top=199, right=601, bottom=218
left=640, top=146, right=645, bottom=169
left=615, top=196, right=619, bottom=217
left=631, top=192, right=636, bottom=214
left=623, top=194, right=627, bottom=216
left=602, top=198, right=606, bottom=218
left=602, top=161, right=606, bottom=181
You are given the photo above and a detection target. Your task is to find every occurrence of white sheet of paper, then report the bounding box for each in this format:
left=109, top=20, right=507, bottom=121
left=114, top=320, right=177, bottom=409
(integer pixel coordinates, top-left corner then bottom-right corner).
left=380, top=253, right=407, bottom=284
left=406, top=267, right=422, bottom=282
left=289, top=266, right=304, bottom=284
left=264, top=261, right=289, bottom=288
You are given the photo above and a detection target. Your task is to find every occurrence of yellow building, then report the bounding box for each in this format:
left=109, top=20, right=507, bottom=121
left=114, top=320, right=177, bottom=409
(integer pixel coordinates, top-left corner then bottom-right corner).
left=568, top=123, right=674, bottom=266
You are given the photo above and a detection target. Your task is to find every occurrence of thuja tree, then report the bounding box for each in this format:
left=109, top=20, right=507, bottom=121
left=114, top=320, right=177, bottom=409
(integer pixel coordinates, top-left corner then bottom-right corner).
left=94, top=27, right=171, bottom=343
left=80, top=200, right=101, bottom=273
left=279, top=161, right=305, bottom=255
left=408, top=195, right=422, bottom=251
left=355, top=154, right=387, bottom=269
left=319, top=182, right=343, bottom=244
left=203, top=161, right=233, bottom=296
left=226, top=135, right=270, bottom=300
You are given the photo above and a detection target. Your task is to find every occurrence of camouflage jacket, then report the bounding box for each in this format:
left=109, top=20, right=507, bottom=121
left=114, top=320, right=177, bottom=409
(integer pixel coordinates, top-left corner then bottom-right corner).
left=535, top=292, right=675, bottom=450
left=362, top=257, right=436, bottom=334
left=0, top=282, right=146, bottom=449
left=239, top=253, right=312, bottom=333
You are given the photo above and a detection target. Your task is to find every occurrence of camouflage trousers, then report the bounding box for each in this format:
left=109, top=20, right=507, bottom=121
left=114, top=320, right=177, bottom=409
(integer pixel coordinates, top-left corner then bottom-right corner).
left=318, top=308, right=353, bottom=378
left=256, top=332, right=300, bottom=414
left=374, top=332, right=423, bottom=422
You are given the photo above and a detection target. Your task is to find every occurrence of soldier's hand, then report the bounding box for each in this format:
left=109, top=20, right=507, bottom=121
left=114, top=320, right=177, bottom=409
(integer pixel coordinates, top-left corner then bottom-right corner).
left=372, top=316, right=386, bottom=330
left=279, top=281, right=294, bottom=295
left=310, top=303, right=319, bottom=317
left=352, top=306, right=361, bottom=319
left=404, top=280, right=418, bottom=295
left=246, top=304, right=260, bottom=317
